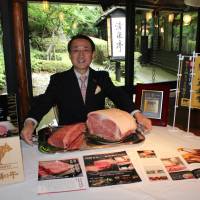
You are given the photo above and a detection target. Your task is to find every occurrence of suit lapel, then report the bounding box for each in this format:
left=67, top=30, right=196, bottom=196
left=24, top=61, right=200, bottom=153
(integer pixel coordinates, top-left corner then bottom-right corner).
left=69, top=68, right=85, bottom=105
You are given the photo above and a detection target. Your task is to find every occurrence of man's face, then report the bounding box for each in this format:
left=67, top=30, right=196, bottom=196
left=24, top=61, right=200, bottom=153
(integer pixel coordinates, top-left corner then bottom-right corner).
left=69, top=38, right=94, bottom=72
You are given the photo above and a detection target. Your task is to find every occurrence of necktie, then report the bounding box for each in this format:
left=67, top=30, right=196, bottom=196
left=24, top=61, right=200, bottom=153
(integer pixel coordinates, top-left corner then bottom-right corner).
left=80, top=75, right=87, bottom=102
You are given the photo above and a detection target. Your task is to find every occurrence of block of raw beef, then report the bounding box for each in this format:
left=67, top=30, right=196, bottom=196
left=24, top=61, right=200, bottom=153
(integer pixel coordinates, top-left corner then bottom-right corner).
left=47, top=123, right=86, bottom=150
left=86, top=108, right=137, bottom=142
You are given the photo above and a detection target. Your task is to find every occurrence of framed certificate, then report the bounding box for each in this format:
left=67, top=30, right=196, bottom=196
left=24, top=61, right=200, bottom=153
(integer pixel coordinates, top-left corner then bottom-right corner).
left=135, top=83, right=170, bottom=126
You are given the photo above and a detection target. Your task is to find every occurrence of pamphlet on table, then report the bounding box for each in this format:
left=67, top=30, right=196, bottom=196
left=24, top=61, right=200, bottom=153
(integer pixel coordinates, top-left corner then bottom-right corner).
left=83, top=151, right=141, bottom=187
left=38, top=157, right=86, bottom=194
left=178, top=147, right=200, bottom=179
left=0, top=94, right=24, bottom=185
left=138, top=148, right=200, bottom=181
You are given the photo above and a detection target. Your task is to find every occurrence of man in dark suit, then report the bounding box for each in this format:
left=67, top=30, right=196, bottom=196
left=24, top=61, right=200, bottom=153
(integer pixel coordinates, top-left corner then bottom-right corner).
left=21, top=34, right=152, bottom=145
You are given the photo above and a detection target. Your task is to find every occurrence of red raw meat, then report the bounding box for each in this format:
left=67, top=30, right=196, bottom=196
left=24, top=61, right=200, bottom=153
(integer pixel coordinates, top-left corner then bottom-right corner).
left=47, top=123, right=86, bottom=149
left=87, top=108, right=137, bottom=141
left=68, top=131, right=85, bottom=150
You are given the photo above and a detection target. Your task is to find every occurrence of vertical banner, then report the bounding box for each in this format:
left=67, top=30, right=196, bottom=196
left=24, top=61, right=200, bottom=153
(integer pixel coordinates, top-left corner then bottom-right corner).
left=110, top=17, right=126, bottom=59
left=180, top=56, right=200, bottom=109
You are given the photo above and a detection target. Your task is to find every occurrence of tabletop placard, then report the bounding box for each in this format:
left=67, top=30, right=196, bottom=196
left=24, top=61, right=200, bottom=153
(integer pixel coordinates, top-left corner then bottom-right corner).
left=0, top=136, right=24, bottom=185
left=0, top=94, right=24, bottom=185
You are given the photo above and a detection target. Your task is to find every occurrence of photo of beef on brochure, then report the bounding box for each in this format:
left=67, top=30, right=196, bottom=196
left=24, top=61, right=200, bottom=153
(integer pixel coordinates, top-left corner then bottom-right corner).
left=38, top=158, right=82, bottom=181
left=83, top=151, right=141, bottom=187
left=37, top=158, right=86, bottom=194
left=38, top=121, right=145, bottom=154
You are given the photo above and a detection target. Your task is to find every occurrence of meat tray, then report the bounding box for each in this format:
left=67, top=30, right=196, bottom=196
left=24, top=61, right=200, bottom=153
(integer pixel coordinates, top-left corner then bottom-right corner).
left=38, top=126, right=145, bottom=154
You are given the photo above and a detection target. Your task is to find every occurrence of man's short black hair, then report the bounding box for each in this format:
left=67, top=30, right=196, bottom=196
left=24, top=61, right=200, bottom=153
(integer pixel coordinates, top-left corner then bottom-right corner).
left=67, top=34, right=95, bottom=53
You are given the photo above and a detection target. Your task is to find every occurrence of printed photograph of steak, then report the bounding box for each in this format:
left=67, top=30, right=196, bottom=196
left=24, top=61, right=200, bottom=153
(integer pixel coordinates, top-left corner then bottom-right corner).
left=85, top=159, right=116, bottom=172
left=93, top=159, right=116, bottom=170
left=38, top=158, right=83, bottom=181
left=47, top=123, right=86, bottom=150
left=39, top=160, right=72, bottom=176
left=86, top=108, right=137, bottom=142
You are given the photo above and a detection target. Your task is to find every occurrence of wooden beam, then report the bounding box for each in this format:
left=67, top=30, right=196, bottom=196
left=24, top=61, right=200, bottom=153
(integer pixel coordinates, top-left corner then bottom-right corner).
left=125, top=0, right=135, bottom=88
left=12, top=0, right=30, bottom=126
left=0, top=0, right=18, bottom=94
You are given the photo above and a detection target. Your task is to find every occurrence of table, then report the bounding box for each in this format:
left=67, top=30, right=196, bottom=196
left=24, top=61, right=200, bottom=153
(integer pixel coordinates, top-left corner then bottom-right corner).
left=1, top=126, right=200, bottom=200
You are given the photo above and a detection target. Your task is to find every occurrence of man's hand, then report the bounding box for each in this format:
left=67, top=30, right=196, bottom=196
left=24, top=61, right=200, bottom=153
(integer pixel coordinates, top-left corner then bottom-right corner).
left=134, top=112, right=152, bottom=133
left=20, top=120, right=35, bottom=145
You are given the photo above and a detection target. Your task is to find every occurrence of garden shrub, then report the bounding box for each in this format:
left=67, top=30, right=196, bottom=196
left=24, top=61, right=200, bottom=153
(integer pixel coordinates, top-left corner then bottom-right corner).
left=31, top=59, right=71, bottom=73
left=92, top=37, right=108, bottom=65
left=43, top=37, right=67, bottom=53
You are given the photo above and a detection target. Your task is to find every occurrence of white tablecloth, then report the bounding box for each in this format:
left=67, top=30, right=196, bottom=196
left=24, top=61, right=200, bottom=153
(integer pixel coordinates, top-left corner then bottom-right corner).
left=1, top=126, right=200, bottom=200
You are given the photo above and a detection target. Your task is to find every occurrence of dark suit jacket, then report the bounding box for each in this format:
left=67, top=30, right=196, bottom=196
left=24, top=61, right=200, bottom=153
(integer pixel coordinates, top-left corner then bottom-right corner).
left=28, top=67, right=137, bottom=125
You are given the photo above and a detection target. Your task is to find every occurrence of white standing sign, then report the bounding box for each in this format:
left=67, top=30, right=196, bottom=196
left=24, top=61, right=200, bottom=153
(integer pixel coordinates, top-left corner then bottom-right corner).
left=111, top=17, right=126, bottom=58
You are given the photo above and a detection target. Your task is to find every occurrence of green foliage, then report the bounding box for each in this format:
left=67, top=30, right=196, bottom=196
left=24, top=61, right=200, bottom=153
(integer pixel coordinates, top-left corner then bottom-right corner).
left=105, top=97, right=115, bottom=109
left=31, top=49, right=71, bottom=73
left=30, top=36, right=109, bottom=73
left=31, top=59, right=70, bottom=73
left=0, top=51, right=6, bottom=90
left=28, top=3, right=103, bottom=50
left=92, top=37, right=108, bottom=64
left=187, top=40, right=196, bottom=53
left=0, top=24, right=5, bottom=90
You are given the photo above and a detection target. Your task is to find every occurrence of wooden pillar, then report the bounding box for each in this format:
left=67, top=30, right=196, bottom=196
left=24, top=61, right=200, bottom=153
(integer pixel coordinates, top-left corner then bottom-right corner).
left=125, top=0, right=135, bottom=87
left=0, top=0, right=18, bottom=94
left=12, top=0, right=30, bottom=126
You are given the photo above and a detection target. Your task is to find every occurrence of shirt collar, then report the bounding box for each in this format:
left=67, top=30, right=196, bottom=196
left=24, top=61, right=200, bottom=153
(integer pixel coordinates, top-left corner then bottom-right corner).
left=74, top=68, right=89, bottom=79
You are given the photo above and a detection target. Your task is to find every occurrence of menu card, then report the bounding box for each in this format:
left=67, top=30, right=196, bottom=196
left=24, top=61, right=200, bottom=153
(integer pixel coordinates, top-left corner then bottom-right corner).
left=83, top=151, right=141, bottom=187
left=37, top=158, right=86, bottom=194
left=0, top=136, right=24, bottom=184
left=0, top=94, right=24, bottom=185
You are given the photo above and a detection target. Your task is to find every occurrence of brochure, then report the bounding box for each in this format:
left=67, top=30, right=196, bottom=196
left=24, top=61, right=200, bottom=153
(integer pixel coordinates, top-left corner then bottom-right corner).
left=137, top=149, right=197, bottom=181
left=37, top=158, right=86, bottom=194
left=160, top=156, right=193, bottom=180
left=137, top=150, right=169, bottom=182
left=159, top=148, right=200, bottom=181
left=83, top=151, right=141, bottom=187
left=178, top=147, right=200, bottom=179
left=0, top=94, right=24, bottom=185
